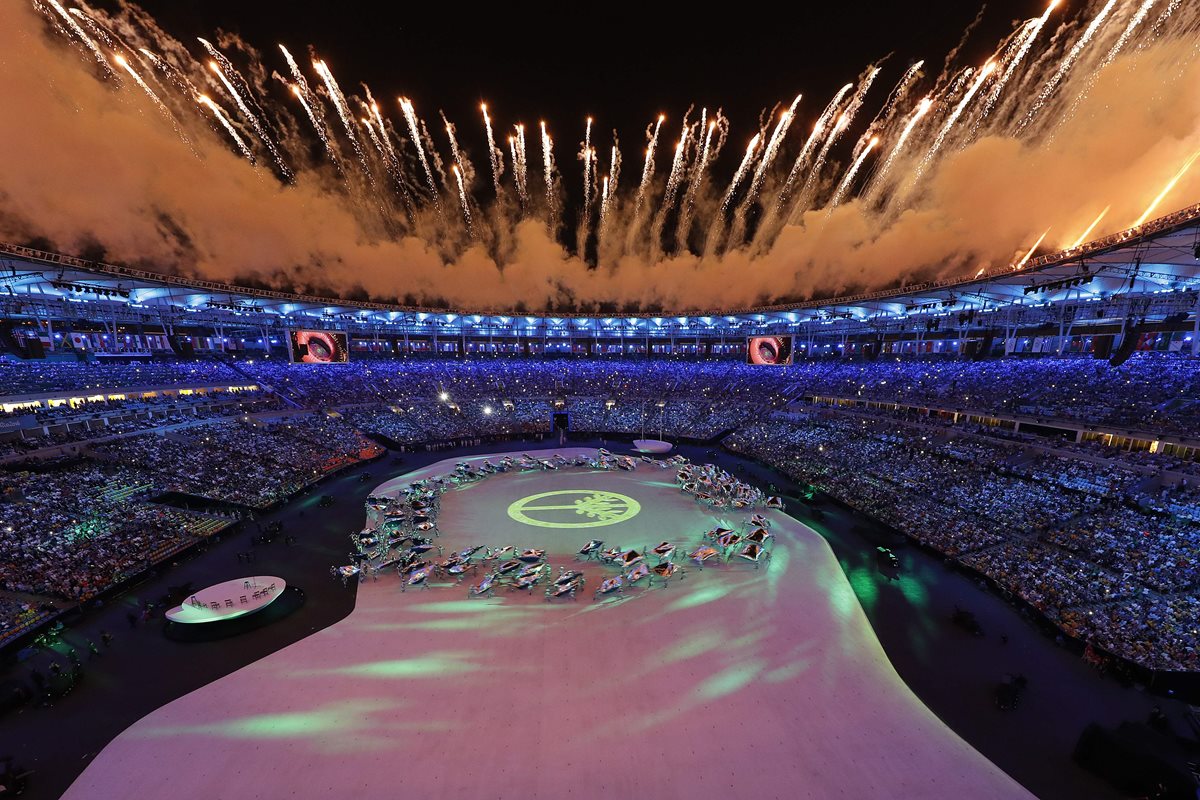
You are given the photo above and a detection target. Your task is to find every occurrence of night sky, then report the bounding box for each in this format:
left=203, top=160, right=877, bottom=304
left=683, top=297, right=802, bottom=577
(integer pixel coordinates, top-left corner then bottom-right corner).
left=111, top=1, right=1036, bottom=184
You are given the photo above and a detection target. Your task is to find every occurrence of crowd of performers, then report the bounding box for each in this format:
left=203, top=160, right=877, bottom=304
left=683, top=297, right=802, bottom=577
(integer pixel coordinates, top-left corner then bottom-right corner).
left=334, top=449, right=783, bottom=601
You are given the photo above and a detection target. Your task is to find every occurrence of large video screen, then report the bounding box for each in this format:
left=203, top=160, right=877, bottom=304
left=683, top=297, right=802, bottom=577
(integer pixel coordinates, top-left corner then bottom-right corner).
left=287, top=330, right=349, bottom=364
left=746, top=335, right=794, bottom=366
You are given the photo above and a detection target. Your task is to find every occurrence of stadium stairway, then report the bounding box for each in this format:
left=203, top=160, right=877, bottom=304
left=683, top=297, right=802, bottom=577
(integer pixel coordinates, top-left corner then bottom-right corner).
left=211, top=353, right=304, bottom=409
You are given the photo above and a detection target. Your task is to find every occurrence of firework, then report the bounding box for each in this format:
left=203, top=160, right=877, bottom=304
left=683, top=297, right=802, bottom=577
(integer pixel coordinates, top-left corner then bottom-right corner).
left=632, top=114, right=665, bottom=219
left=313, top=58, right=378, bottom=188
left=45, top=0, right=112, bottom=75
left=442, top=112, right=470, bottom=184
left=776, top=83, right=853, bottom=212
left=199, top=40, right=291, bottom=180
left=514, top=124, right=530, bottom=208
left=197, top=94, right=254, bottom=162
left=1136, top=151, right=1200, bottom=227
left=452, top=165, right=474, bottom=237
left=540, top=121, right=557, bottom=226
left=1021, top=0, right=1119, bottom=132
left=745, top=94, right=802, bottom=206
left=27, top=0, right=1200, bottom=296
left=1016, top=228, right=1051, bottom=269
left=915, top=61, right=997, bottom=182
left=678, top=113, right=719, bottom=249
left=866, top=97, right=932, bottom=200
left=831, top=137, right=880, bottom=208
left=1069, top=206, right=1111, bottom=249
left=582, top=117, right=595, bottom=207
left=398, top=97, right=440, bottom=206
left=481, top=104, right=503, bottom=197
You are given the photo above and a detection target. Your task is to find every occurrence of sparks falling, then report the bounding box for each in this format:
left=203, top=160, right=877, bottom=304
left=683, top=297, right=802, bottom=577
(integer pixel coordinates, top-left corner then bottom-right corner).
left=540, top=121, right=557, bottom=227
left=514, top=124, right=530, bottom=209
left=1021, top=0, right=1119, bottom=133
left=452, top=165, right=474, bottom=237
left=867, top=96, right=932, bottom=201
left=481, top=104, right=503, bottom=197
left=831, top=137, right=880, bottom=208
left=196, top=94, right=254, bottom=162
left=200, top=40, right=291, bottom=180
left=398, top=97, right=440, bottom=207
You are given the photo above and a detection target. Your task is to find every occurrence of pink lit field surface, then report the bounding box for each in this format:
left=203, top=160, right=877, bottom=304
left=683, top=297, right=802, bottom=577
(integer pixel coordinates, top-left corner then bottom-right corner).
left=64, top=449, right=1030, bottom=800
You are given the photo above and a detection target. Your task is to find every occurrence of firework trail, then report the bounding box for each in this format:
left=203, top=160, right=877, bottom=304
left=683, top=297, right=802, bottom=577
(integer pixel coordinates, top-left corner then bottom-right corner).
left=776, top=83, right=853, bottom=211
left=662, top=120, right=691, bottom=214
left=419, top=119, right=447, bottom=189
left=507, top=135, right=521, bottom=206
left=279, top=45, right=342, bottom=169
left=313, top=58, right=377, bottom=188
left=441, top=112, right=470, bottom=183
left=678, top=112, right=720, bottom=250
left=199, top=39, right=291, bottom=180
left=599, top=176, right=611, bottom=234
left=608, top=138, right=622, bottom=201
left=632, top=115, right=665, bottom=219
left=982, top=2, right=1058, bottom=119
left=197, top=94, right=255, bottom=162
left=481, top=104, right=503, bottom=197
left=1069, top=205, right=1110, bottom=249
left=356, top=108, right=411, bottom=221
left=363, top=87, right=410, bottom=199
left=398, top=97, right=440, bottom=206
left=137, top=47, right=186, bottom=93
left=865, top=96, right=932, bottom=201
left=743, top=94, right=802, bottom=206
left=873, top=61, right=925, bottom=128
left=722, top=134, right=761, bottom=215
left=1016, top=228, right=1051, bottom=268
left=1136, top=150, right=1200, bottom=226
left=830, top=136, right=879, bottom=208
left=68, top=8, right=119, bottom=51
left=540, top=121, right=557, bottom=228
left=452, top=165, right=474, bottom=237
left=702, top=133, right=761, bottom=256
left=514, top=124, right=530, bottom=208
left=599, top=136, right=622, bottom=246
left=912, top=61, right=996, bottom=186
left=792, top=68, right=878, bottom=214
left=1020, top=0, right=1120, bottom=133
left=1057, top=0, right=1160, bottom=126
left=582, top=117, right=595, bottom=207
left=45, top=0, right=113, bottom=76
left=576, top=118, right=598, bottom=255
left=650, top=118, right=692, bottom=256
left=623, top=114, right=665, bottom=251
left=111, top=53, right=162, bottom=109
left=1145, top=0, right=1182, bottom=43
left=1101, top=0, right=1158, bottom=68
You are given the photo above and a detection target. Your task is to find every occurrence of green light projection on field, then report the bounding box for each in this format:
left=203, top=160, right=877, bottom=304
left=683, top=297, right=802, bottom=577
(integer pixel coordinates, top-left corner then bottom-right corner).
left=506, top=489, right=641, bottom=528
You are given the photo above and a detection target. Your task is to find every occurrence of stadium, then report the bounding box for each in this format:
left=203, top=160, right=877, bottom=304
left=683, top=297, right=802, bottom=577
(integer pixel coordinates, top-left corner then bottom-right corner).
left=2, top=1, right=1200, bottom=798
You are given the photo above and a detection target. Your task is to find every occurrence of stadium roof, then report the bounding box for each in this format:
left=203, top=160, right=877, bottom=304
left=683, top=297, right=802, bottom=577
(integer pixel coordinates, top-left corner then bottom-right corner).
left=1, top=202, right=1198, bottom=338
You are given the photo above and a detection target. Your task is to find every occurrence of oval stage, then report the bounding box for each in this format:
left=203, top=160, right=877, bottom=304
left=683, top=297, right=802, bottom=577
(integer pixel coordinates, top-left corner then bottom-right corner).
left=64, top=448, right=1031, bottom=799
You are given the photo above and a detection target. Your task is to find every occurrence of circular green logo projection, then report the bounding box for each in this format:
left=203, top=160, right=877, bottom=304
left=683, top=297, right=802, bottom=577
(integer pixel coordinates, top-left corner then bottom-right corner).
left=507, top=490, right=641, bottom=528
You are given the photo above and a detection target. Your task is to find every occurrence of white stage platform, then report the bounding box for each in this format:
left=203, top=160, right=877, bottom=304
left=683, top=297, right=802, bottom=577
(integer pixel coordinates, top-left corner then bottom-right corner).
left=165, top=576, right=286, bottom=624
left=632, top=438, right=673, bottom=453
left=66, top=449, right=1031, bottom=800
